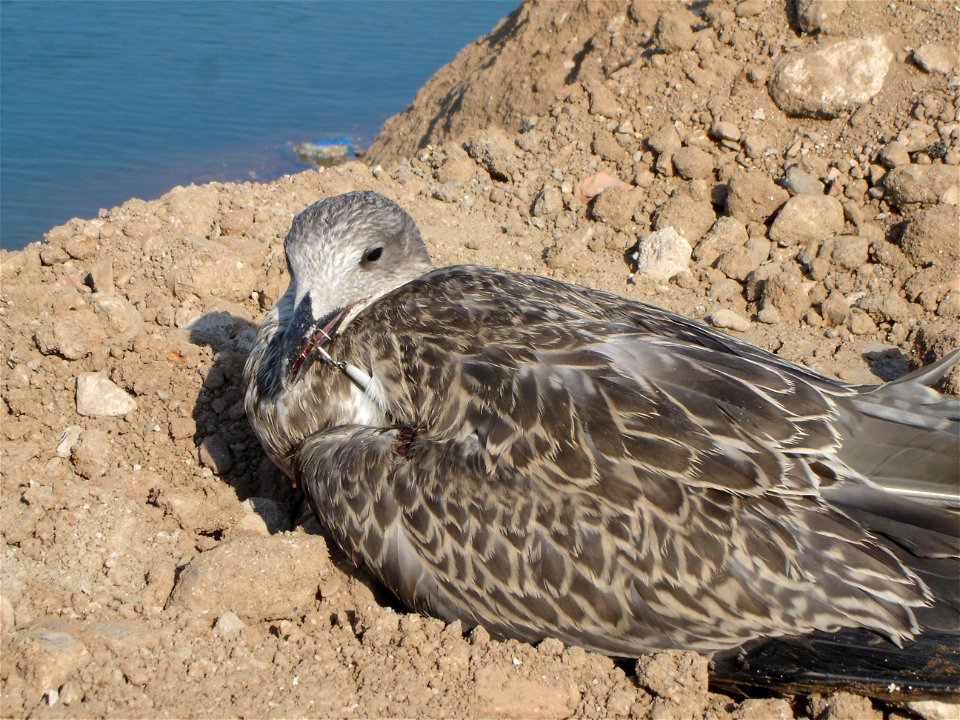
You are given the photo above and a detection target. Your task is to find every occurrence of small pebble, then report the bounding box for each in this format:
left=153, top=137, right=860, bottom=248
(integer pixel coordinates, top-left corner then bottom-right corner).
left=706, top=309, right=752, bottom=332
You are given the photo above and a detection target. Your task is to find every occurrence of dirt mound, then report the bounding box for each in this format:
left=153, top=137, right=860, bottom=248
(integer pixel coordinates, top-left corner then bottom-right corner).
left=2, top=0, right=958, bottom=717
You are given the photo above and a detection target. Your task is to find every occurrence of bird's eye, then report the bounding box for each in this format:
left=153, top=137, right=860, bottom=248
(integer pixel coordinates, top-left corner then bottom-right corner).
left=363, top=246, right=384, bottom=263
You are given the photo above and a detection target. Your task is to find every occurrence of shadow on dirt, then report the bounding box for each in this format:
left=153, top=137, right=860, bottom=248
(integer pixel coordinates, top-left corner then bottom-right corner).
left=186, top=309, right=404, bottom=611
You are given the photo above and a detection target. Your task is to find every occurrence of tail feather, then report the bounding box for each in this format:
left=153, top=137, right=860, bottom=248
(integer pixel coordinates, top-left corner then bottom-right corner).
left=712, top=629, right=960, bottom=701
left=839, top=349, right=960, bottom=508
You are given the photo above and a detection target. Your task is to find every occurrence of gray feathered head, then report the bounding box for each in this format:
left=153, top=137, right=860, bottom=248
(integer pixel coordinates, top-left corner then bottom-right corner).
left=285, top=190, right=434, bottom=316
left=280, top=190, right=434, bottom=382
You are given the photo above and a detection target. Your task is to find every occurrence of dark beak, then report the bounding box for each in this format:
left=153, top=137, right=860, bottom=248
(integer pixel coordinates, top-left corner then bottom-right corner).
left=286, top=296, right=354, bottom=382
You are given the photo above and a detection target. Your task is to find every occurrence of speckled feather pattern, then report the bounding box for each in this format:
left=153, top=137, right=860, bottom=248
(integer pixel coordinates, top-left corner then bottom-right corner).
left=244, top=191, right=959, bottom=657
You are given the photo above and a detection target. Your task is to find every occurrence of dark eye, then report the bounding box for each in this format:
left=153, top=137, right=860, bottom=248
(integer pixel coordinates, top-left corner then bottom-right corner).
left=363, top=246, right=383, bottom=263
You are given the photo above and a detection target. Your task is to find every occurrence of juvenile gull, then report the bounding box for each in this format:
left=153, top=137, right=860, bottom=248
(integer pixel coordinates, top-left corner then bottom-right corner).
left=244, top=191, right=959, bottom=687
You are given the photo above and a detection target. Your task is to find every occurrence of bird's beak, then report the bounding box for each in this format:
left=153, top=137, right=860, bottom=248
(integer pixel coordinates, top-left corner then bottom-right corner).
left=286, top=296, right=355, bottom=383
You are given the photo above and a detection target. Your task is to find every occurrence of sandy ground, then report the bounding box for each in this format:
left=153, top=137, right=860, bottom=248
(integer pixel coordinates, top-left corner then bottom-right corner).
left=2, top=0, right=958, bottom=717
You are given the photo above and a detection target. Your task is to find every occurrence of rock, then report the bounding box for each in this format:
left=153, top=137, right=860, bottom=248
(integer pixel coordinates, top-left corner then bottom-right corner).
left=716, top=237, right=771, bottom=281
left=70, top=428, right=114, bottom=478
left=883, top=165, right=959, bottom=207
left=240, top=497, right=291, bottom=535
left=546, top=227, right=594, bottom=270
left=632, top=228, right=693, bottom=283
left=761, top=269, right=809, bottom=323
left=590, top=185, right=641, bottom=232
left=34, top=308, right=106, bottom=360
left=10, top=622, right=91, bottom=695
left=168, top=416, right=196, bottom=440
left=782, top=165, right=824, bottom=195
left=76, top=373, right=137, bottom=417
left=735, top=0, right=765, bottom=18
left=532, top=185, right=563, bottom=219
left=768, top=35, right=892, bottom=118
left=706, top=309, right=751, bottom=332
left=708, top=278, right=744, bottom=306
left=768, top=194, right=844, bottom=245
left=87, top=260, right=115, bottom=294
left=91, top=293, right=143, bottom=344
left=142, top=562, right=176, bottom=610
left=63, top=235, right=97, bottom=260
left=672, top=147, right=714, bottom=180
left=808, top=692, right=882, bottom=720
left=213, top=611, right=247, bottom=637
left=647, top=123, right=682, bottom=156
left=588, top=82, right=620, bottom=118
left=726, top=169, right=789, bottom=224
left=465, top=129, right=518, bottom=182
left=592, top=131, right=626, bottom=164
left=58, top=680, right=81, bottom=706
left=898, top=205, right=960, bottom=267
left=795, top=0, right=847, bottom=34
left=907, top=701, right=960, bottom=720
left=857, top=291, right=911, bottom=324
left=575, top=172, right=628, bottom=203
left=846, top=308, right=877, bottom=335
left=896, top=121, right=939, bottom=155
left=606, top=688, right=636, bottom=717
left=878, top=141, right=910, bottom=169
left=163, top=186, right=219, bottom=238
left=820, top=234, right=869, bottom=271
left=653, top=185, right=717, bottom=244
left=736, top=698, right=794, bottom=720
left=709, top=120, right=741, bottom=143
left=694, top=217, right=749, bottom=267
left=199, top=434, right=234, bottom=475
left=1, top=594, right=15, bottom=636
left=167, top=534, right=331, bottom=622
left=912, top=43, right=957, bottom=75
left=820, top=291, right=850, bottom=326
left=655, top=11, right=696, bottom=53
left=55, top=425, right=82, bottom=458
left=635, top=651, right=708, bottom=701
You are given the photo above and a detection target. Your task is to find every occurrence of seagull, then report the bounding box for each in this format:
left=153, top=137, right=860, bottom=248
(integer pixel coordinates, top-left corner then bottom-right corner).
left=244, top=191, right=959, bottom=693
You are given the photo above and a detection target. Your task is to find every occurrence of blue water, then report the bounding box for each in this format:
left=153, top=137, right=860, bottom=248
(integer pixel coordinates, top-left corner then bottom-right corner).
left=0, top=0, right=516, bottom=250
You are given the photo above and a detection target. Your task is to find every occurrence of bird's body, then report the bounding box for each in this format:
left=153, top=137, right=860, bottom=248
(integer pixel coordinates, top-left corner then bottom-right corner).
left=244, top=192, right=959, bottom=679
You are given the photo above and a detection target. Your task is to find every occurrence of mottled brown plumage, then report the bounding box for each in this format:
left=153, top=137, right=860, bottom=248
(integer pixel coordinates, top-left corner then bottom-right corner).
left=244, top=191, right=959, bottom=660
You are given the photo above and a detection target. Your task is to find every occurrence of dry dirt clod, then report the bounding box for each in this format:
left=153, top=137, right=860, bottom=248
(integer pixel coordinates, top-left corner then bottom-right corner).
left=795, top=0, right=848, bottom=34
left=768, top=35, right=893, bottom=118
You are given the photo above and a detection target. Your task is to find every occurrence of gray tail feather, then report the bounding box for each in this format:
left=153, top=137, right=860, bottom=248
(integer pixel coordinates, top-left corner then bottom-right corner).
left=840, top=349, right=960, bottom=508
left=712, top=628, right=960, bottom=701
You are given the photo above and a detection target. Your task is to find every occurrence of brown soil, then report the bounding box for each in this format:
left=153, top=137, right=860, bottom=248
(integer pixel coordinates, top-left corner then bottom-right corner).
left=2, top=1, right=958, bottom=718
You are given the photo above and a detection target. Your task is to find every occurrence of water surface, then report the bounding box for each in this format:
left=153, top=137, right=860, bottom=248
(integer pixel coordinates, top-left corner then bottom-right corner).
left=1, top=0, right=516, bottom=249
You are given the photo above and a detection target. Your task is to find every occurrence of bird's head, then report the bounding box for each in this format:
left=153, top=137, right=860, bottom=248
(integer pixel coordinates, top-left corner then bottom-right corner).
left=280, top=190, right=434, bottom=381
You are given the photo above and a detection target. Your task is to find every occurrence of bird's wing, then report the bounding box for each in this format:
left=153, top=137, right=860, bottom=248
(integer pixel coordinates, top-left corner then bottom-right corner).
left=290, top=271, right=932, bottom=654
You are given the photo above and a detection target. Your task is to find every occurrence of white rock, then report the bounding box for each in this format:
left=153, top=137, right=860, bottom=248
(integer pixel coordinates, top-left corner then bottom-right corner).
left=907, top=700, right=960, bottom=720
left=632, top=228, right=693, bottom=283
left=76, top=373, right=138, bottom=417
left=768, top=35, right=892, bottom=118
left=706, top=309, right=752, bottom=332
left=213, top=611, right=247, bottom=637
left=55, top=426, right=82, bottom=458
left=768, top=195, right=845, bottom=246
